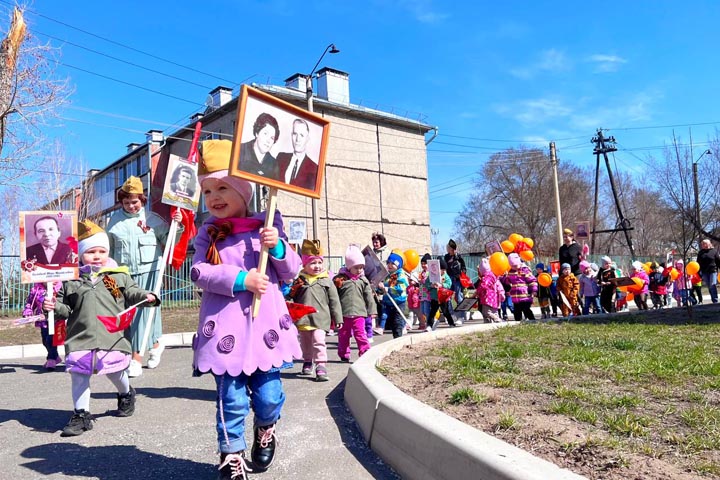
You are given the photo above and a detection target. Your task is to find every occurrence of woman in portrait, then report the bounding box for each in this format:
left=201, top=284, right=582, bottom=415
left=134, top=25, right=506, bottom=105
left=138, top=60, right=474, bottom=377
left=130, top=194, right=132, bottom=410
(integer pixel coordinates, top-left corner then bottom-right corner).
left=239, top=112, right=280, bottom=180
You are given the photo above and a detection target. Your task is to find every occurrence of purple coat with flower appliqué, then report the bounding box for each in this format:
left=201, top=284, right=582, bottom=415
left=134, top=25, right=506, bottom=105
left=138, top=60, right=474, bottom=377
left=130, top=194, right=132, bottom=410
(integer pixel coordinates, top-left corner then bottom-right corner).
left=501, top=266, right=538, bottom=304
left=191, top=210, right=302, bottom=376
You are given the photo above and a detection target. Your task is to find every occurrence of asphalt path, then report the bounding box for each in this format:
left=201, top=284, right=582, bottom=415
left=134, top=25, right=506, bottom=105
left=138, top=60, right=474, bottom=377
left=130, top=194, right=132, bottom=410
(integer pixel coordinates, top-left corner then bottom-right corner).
left=0, top=334, right=401, bottom=480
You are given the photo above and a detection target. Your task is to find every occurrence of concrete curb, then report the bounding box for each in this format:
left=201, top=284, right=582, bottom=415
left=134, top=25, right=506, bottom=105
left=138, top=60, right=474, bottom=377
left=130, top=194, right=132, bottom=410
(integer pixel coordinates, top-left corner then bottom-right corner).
left=0, top=332, right=194, bottom=360
left=345, top=323, right=588, bottom=480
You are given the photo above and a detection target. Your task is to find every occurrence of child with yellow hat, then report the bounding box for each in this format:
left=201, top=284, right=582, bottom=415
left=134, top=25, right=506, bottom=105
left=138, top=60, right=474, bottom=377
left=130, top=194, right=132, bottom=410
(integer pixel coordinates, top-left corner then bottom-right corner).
left=191, top=139, right=302, bottom=478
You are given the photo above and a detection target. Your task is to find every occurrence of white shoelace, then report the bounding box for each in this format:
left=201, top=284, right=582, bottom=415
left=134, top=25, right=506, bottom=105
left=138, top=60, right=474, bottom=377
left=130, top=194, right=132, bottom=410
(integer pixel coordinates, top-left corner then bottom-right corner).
left=257, top=425, right=278, bottom=448
left=218, top=453, right=252, bottom=479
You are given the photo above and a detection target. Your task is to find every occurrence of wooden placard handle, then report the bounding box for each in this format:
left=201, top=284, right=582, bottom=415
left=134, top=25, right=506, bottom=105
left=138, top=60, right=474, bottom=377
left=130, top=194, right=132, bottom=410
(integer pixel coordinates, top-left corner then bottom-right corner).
left=251, top=188, right=278, bottom=318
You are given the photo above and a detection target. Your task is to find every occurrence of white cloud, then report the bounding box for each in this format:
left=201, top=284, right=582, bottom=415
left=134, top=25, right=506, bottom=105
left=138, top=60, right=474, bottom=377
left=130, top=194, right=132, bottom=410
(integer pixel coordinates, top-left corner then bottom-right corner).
left=398, top=0, right=450, bottom=24
left=586, top=54, right=628, bottom=73
left=509, top=48, right=570, bottom=79
left=494, top=97, right=573, bottom=125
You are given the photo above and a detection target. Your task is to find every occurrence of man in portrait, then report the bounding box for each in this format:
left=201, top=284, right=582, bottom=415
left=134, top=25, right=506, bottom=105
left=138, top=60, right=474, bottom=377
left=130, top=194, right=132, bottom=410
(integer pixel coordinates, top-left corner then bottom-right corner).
left=169, top=165, right=197, bottom=198
left=277, top=118, right=318, bottom=191
left=25, top=216, right=74, bottom=265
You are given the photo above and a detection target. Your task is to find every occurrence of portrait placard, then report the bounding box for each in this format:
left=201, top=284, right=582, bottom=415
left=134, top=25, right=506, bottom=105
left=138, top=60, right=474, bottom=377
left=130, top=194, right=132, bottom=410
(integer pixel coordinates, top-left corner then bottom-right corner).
left=20, top=210, right=79, bottom=284
left=287, top=220, right=306, bottom=245
left=361, top=245, right=389, bottom=286
left=575, top=221, right=590, bottom=240
left=427, top=259, right=441, bottom=284
left=162, top=154, right=200, bottom=211
left=454, top=298, right=478, bottom=312
left=229, top=85, right=330, bottom=204
left=485, top=240, right=502, bottom=257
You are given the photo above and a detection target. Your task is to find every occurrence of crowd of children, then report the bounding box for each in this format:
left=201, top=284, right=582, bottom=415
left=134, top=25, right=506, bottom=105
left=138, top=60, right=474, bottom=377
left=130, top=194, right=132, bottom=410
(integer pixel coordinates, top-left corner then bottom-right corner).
left=24, top=136, right=717, bottom=479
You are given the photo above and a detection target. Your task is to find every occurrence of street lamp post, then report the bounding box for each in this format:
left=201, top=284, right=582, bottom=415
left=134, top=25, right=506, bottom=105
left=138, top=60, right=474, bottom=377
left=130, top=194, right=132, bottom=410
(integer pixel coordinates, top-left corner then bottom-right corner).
left=305, top=43, right=340, bottom=241
left=692, top=149, right=712, bottom=244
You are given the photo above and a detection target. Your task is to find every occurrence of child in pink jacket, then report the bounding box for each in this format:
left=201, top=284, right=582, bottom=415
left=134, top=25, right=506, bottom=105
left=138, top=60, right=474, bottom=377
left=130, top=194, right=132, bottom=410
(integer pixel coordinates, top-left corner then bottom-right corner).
left=475, top=258, right=505, bottom=323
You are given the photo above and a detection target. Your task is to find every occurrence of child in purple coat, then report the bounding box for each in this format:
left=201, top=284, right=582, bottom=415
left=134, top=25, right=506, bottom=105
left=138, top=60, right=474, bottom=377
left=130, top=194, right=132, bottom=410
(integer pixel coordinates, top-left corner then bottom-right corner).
left=191, top=140, right=302, bottom=479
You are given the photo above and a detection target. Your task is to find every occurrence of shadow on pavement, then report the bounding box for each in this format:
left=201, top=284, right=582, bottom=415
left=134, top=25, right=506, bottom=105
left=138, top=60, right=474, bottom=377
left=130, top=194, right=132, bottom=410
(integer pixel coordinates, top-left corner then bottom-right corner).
left=0, top=407, right=67, bottom=433
left=325, top=379, right=400, bottom=480
left=20, top=443, right=214, bottom=479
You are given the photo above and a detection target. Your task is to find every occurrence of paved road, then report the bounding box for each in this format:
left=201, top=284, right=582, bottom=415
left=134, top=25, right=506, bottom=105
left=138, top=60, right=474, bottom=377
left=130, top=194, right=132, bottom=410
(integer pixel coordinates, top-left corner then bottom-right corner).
left=0, top=334, right=400, bottom=480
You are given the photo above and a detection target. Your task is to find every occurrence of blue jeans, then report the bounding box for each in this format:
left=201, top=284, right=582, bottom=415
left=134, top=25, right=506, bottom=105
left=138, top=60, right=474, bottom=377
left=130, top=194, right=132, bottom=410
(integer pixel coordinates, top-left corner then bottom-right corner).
left=214, top=370, right=285, bottom=453
left=447, top=277, right=464, bottom=316
left=501, top=295, right=514, bottom=318
left=701, top=272, right=718, bottom=303
left=582, top=296, right=600, bottom=315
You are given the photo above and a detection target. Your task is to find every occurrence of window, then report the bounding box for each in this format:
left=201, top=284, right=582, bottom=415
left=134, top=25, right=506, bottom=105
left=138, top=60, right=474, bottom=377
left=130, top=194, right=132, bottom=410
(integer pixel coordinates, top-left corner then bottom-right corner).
left=139, top=153, right=149, bottom=173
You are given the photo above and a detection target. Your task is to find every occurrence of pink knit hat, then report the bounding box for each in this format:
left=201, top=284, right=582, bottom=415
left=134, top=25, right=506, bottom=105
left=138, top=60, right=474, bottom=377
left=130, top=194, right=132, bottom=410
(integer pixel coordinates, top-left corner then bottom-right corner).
left=345, top=244, right=365, bottom=268
left=479, top=257, right=491, bottom=274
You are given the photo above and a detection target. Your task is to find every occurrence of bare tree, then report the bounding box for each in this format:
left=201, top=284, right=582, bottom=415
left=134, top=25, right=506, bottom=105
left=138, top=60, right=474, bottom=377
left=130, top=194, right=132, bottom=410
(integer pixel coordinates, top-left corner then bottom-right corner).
left=0, top=6, right=71, bottom=188
left=454, top=147, right=597, bottom=257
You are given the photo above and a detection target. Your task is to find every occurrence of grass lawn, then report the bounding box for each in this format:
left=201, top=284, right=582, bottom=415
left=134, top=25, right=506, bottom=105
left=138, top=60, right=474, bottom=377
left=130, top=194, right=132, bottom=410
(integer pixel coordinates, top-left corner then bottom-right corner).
left=383, top=319, right=720, bottom=479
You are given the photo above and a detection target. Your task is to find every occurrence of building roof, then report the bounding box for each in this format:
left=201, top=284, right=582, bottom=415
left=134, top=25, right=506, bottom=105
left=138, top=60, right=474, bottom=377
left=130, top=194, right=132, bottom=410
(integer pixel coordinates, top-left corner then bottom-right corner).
left=254, top=83, right=436, bottom=133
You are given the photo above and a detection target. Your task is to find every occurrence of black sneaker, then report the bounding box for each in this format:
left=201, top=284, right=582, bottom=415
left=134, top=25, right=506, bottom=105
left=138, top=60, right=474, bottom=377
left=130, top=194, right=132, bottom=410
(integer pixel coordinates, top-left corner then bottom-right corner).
left=218, top=451, right=252, bottom=480
left=61, top=409, right=94, bottom=437
left=117, top=386, right=136, bottom=417
left=251, top=424, right=277, bottom=472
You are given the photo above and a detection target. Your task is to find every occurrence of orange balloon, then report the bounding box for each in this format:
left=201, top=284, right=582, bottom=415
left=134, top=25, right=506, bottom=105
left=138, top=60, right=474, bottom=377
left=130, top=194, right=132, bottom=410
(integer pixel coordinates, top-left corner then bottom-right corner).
left=670, top=268, right=679, bottom=281
left=508, top=233, right=524, bottom=245
left=489, top=252, right=509, bottom=276
left=626, top=292, right=634, bottom=302
left=403, top=249, right=419, bottom=272
left=538, top=272, right=552, bottom=287
left=522, top=237, right=534, bottom=249
left=501, top=240, right=515, bottom=254
left=618, top=285, right=628, bottom=293
left=519, top=249, right=534, bottom=261
left=686, top=261, right=700, bottom=276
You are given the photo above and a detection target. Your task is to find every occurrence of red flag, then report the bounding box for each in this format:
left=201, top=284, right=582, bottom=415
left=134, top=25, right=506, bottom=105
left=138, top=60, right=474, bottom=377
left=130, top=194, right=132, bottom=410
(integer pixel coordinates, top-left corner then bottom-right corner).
left=97, top=306, right=138, bottom=333
left=285, top=302, right=317, bottom=322
left=170, top=121, right=202, bottom=270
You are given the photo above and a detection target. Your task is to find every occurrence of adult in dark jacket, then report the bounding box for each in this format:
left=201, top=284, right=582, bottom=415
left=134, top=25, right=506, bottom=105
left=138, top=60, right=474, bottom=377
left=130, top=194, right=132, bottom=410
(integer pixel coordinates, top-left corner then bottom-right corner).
left=696, top=238, right=720, bottom=303
left=559, top=228, right=582, bottom=275
left=444, top=239, right=467, bottom=323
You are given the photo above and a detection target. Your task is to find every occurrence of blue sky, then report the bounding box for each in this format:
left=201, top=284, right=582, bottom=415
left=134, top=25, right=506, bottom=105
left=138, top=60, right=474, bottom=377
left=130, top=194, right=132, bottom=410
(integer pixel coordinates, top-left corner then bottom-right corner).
left=10, top=0, right=720, bottom=244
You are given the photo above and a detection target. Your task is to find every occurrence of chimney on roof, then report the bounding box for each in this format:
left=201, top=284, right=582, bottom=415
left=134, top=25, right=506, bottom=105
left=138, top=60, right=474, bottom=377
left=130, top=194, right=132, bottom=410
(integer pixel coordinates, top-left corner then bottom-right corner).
left=316, top=67, right=349, bottom=105
left=209, top=86, right=233, bottom=108
left=126, top=143, right=141, bottom=153
left=284, top=73, right=309, bottom=93
left=146, top=130, right=164, bottom=144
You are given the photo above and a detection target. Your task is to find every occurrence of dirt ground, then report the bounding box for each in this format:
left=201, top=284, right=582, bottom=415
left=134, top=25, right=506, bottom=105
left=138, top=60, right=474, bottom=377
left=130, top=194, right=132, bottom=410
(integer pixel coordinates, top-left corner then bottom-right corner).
left=382, top=308, right=720, bottom=480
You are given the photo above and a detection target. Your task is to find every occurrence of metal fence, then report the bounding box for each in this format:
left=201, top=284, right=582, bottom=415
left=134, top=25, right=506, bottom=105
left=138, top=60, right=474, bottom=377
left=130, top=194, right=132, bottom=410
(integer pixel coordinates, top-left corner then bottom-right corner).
left=0, top=252, right=667, bottom=317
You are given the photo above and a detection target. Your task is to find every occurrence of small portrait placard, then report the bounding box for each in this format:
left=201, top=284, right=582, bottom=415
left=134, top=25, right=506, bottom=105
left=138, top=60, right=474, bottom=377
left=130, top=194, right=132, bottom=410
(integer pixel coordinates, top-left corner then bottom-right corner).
left=162, top=154, right=201, bottom=211
left=287, top=220, right=306, bottom=245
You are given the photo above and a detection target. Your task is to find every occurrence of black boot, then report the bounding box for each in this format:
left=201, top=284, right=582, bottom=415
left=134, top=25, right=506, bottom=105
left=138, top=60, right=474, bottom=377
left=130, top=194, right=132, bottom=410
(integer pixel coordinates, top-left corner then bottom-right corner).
left=61, top=409, right=94, bottom=437
left=117, top=386, right=136, bottom=417
left=218, top=451, right=251, bottom=480
left=251, top=424, right=277, bottom=472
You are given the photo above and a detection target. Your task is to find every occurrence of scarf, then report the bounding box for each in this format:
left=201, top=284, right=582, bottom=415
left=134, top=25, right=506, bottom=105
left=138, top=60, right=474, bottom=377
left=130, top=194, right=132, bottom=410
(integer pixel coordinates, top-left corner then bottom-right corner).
left=299, top=271, right=328, bottom=285
left=205, top=217, right=263, bottom=265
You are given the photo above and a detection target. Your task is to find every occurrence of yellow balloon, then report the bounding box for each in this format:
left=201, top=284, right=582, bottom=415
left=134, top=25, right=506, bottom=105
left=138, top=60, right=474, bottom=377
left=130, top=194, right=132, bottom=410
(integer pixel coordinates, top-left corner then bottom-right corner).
left=670, top=268, right=679, bottom=281
left=538, top=272, right=552, bottom=287
left=508, top=233, right=523, bottom=245
left=686, top=261, right=700, bottom=276
left=522, top=237, right=534, bottom=249
left=519, top=250, right=534, bottom=261
left=489, top=252, right=509, bottom=276
left=501, top=240, right=515, bottom=253
left=403, top=249, right=419, bottom=272
left=643, top=262, right=652, bottom=274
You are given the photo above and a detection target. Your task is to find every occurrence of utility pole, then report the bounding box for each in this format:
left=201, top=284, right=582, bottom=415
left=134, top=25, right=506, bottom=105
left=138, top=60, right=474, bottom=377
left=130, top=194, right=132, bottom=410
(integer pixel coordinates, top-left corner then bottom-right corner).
left=550, top=142, right=563, bottom=248
left=591, top=129, right=636, bottom=259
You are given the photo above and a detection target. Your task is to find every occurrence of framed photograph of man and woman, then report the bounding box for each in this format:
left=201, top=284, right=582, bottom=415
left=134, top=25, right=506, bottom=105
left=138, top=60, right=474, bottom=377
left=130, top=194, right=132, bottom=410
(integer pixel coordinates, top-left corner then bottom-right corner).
left=228, top=85, right=330, bottom=200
